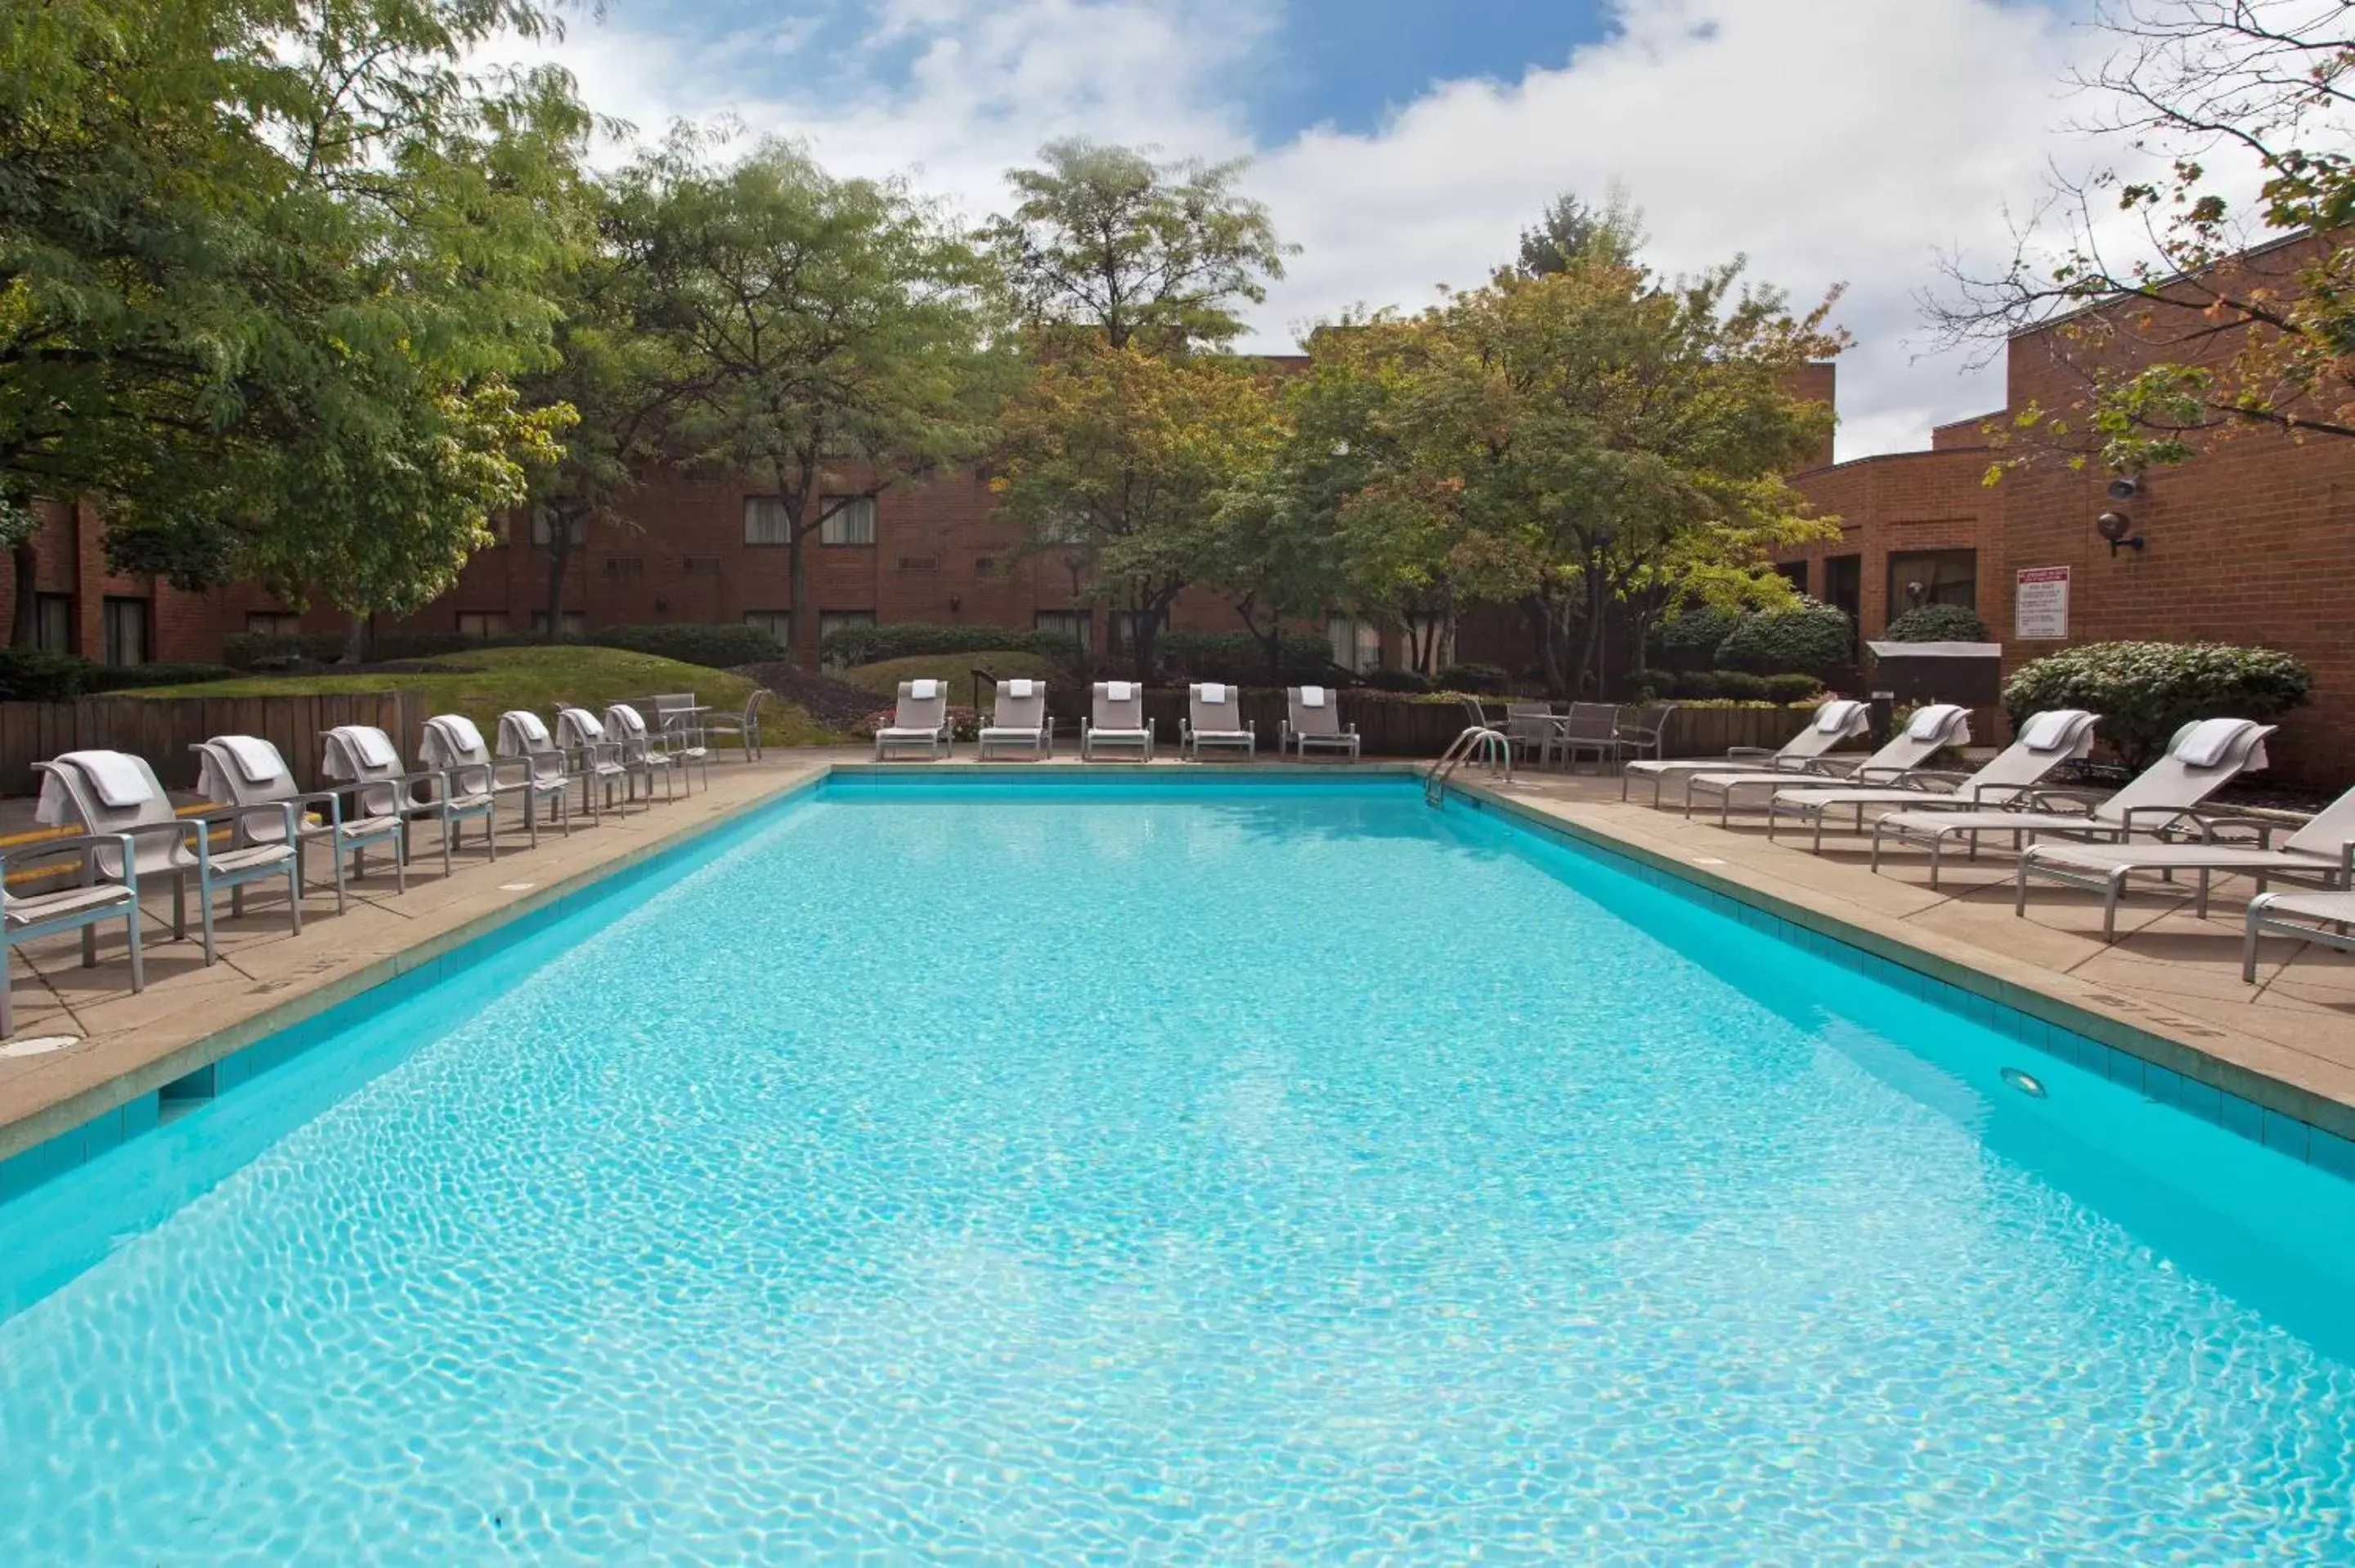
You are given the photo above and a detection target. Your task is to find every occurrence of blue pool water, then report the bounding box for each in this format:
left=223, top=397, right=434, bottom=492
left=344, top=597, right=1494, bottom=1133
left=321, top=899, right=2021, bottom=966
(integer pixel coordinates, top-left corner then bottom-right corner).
left=2, top=776, right=2354, bottom=1561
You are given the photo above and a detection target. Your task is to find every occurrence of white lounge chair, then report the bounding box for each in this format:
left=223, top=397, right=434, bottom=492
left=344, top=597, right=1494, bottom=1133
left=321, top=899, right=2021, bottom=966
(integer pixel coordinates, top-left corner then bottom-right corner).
left=1682, top=704, right=1975, bottom=827
left=605, top=702, right=682, bottom=804
left=2245, top=888, right=2355, bottom=982
left=194, top=733, right=407, bottom=915
left=1283, top=686, right=1359, bottom=761
left=494, top=710, right=576, bottom=842
left=1181, top=683, right=1255, bottom=761
left=875, top=680, right=953, bottom=760
left=2019, top=775, right=2355, bottom=941
left=36, top=750, right=300, bottom=965
left=1620, top=698, right=1872, bottom=807
left=976, top=679, right=1052, bottom=760
left=1767, top=709, right=2101, bottom=851
left=554, top=706, right=638, bottom=817
left=1083, top=682, right=1154, bottom=761
left=321, top=724, right=497, bottom=874
left=1, top=831, right=142, bottom=1035
left=1872, top=717, right=2277, bottom=889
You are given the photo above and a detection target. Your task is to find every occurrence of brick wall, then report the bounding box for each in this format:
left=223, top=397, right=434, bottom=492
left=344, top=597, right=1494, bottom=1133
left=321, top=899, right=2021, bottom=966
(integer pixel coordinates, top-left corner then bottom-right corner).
left=1781, top=446, right=2003, bottom=642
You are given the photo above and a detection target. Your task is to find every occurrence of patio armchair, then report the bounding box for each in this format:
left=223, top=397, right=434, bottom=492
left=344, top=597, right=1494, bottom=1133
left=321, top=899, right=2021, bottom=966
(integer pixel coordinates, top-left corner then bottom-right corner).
left=554, top=707, right=639, bottom=818
left=1614, top=702, right=1676, bottom=768
left=494, top=710, right=577, bottom=843
left=194, top=733, right=407, bottom=916
left=605, top=702, right=683, bottom=804
left=645, top=692, right=713, bottom=790
left=1504, top=704, right=1561, bottom=769
left=1181, top=683, right=1255, bottom=761
left=702, top=689, right=769, bottom=762
left=1, top=832, right=142, bottom=1036
left=1555, top=701, right=1624, bottom=773
left=321, top=724, right=497, bottom=874
left=1283, top=686, right=1360, bottom=761
left=36, top=750, right=300, bottom=965
left=424, top=712, right=572, bottom=851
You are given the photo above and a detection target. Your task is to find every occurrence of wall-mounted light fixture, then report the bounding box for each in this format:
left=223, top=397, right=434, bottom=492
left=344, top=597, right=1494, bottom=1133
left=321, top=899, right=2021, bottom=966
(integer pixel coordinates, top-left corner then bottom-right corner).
left=2095, top=512, right=2146, bottom=556
left=948, top=594, right=962, bottom=614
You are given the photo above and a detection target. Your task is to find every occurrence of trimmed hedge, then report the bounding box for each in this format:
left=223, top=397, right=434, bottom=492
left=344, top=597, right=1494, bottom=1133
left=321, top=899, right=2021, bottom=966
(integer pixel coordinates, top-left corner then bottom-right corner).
left=819, top=620, right=1078, bottom=666
left=1357, top=667, right=1433, bottom=693
left=1882, top=603, right=1990, bottom=643
left=0, top=650, right=236, bottom=700
left=1671, top=669, right=1775, bottom=700
left=223, top=622, right=785, bottom=672
left=1433, top=662, right=1510, bottom=695
left=1759, top=672, right=1826, bottom=704
left=1714, top=598, right=1855, bottom=679
left=2003, top=641, right=2312, bottom=768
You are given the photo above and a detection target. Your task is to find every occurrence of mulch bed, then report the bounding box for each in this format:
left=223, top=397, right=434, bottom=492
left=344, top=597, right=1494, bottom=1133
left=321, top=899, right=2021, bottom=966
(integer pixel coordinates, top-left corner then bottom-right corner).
left=729, top=662, right=881, bottom=732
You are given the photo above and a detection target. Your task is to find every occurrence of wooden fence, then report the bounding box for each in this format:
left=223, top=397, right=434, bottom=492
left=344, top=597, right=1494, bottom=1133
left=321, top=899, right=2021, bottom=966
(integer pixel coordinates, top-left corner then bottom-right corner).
left=0, top=694, right=442, bottom=797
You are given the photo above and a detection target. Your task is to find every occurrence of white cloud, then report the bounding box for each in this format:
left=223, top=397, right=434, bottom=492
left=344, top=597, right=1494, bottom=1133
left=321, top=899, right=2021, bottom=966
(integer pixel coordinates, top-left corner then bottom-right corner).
left=527, top=0, right=2229, bottom=460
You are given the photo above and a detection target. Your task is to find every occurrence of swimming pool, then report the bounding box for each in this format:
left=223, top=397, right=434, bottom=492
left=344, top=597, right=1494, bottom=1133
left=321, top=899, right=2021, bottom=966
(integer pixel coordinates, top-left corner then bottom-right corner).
left=2, top=773, right=2353, bottom=1561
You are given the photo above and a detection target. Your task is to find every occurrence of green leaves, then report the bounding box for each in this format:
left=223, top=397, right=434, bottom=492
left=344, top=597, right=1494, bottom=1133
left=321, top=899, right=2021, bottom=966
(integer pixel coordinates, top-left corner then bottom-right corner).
left=2003, top=642, right=2313, bottom=769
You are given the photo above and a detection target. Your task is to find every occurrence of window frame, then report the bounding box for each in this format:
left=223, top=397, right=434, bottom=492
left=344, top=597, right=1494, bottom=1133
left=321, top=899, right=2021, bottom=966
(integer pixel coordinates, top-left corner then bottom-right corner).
left=1886, top=548, right=1979, bottom=617
left=742, top=495, right=792, bottom=547
left=101, top=596, right=150, bottom=669
left=33, top=594, right=75, bottom=654
left=1033, top=608, right=1092, bottom=656
left=819, top=495, right=877, bottom=548
left=455, top=611, right=510, bottom=638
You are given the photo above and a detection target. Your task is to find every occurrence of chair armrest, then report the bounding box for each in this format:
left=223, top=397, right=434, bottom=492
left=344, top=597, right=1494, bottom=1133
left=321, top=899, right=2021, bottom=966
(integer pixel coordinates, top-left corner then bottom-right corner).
left=1727, top=746, right=1778, bottom=759
left=2186, top=813, right=2278, bottom=848
left=2016, top=787, right=2099, bottom=816
left=2119, top=804, right=2207, bottom=839
left=0, top=832, right=138, bottom=874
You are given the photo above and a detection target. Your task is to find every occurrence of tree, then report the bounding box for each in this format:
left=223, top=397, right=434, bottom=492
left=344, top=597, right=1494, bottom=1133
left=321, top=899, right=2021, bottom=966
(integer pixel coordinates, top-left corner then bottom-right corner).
left=1, top=0, right=589, bottom=652
left=1322, top=253, right=1843, bottom=697
left=984, top=139, right=1294, bottom=351
left=1931, top=2, right=2355, bottom=469
left=991, top=346, right=1283, bottom=680
left=1517, top=184, right=1646, bottom=277
left=632, top=136, right=1005, bottom=663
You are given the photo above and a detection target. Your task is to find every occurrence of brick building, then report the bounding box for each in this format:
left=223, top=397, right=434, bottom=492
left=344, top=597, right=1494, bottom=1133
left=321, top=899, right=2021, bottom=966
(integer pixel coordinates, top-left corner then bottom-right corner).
left=1774, top=234, right=2353, bottom=785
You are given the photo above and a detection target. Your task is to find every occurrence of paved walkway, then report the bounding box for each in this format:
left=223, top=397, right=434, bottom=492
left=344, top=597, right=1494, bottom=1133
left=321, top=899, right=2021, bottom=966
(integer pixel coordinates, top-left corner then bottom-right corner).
left=7, top=748, right=2353, bottom=1165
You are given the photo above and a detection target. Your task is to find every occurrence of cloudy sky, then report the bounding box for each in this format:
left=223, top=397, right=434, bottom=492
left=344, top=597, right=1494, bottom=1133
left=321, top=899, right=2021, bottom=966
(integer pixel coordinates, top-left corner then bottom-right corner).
left=529, top=0, right=2202, bottom=461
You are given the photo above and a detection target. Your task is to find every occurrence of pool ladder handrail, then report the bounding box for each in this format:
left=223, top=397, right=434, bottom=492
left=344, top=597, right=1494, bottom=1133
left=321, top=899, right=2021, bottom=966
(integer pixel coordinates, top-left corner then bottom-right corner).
left=1424, top=725, right=1512, bottom=805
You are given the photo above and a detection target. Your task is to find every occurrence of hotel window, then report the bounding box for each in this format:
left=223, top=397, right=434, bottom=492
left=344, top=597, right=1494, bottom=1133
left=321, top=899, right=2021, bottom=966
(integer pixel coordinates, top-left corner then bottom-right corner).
left=1774, top=560, right=1809, bottom=594
left=744, top=611, right=792, bottom=647
left=743, top=495, right=792, bottom=546
left=529, top=511, right=585, bottom=548
left=1886, top=549, right=1978, bottom=615
left=1034, top=609, right=1092, bottom=656
left=455, top=612, right=509, bottom=638
left=1326, top=614, right=1381, bottom=674
left=529, top=610, right=586, bottom=637
left=1109, top=608, right=1162, bottom=656
left=31, top=594, right=74, bottom=653
left=101, top=597, right=149, bottom=668
left=1404, top=614, right=1455, bottom=674
left=819, top=496, right=877, bottom=546
left=245, top=610, right=303, bottom=638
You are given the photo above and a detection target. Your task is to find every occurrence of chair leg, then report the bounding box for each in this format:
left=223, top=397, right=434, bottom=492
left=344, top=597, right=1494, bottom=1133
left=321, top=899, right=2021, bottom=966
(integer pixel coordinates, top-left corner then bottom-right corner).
left=287, top=866, right=303, bottom=936
left=331, top=838, right=348, bottom=916
left=199, top=881, right=218, bottom=965
left=126, top=906, right=145, bottom=992
left=2, top=949, right=12, bottom=1037
left=172, top=877, right=186, bottom=942
left=82, top=922, right=98, bottom=969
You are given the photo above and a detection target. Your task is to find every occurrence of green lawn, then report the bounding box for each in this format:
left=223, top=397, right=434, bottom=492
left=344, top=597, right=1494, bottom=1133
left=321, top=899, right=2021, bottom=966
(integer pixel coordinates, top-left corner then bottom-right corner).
left=122, top=646, right=841, bottom=746
left=839, top=652, right=1066, bottom=710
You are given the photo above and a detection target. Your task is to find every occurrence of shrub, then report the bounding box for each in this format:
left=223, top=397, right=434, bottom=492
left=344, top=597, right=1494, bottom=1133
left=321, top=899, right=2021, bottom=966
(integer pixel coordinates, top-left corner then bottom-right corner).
left=0, top=647, right=96, bottom=700
left=1711, top=670, right=1772, bottom=701
left=1357, top=667, right=1433, bottom=693
left=1648, top=607, right=1743, bottom=673
left=1434, top=661, right=1510, bottom=695
left=222, top=632, right=347, bottom=669
left=2003, top=641, right=2313, bottom=769
left=821, top=620, right=1043, bottom=666
left=1159, top=629, right=1333, bottom=684
left=1882, top=603, right=1990, bottom=643
left=589, top=622, right=783, bottom=668
left=86, top=661, right=237, bottom=692
left=1760, top=672, right=1825, bottom=704
left=1715, top=598, right=1855, bottom=678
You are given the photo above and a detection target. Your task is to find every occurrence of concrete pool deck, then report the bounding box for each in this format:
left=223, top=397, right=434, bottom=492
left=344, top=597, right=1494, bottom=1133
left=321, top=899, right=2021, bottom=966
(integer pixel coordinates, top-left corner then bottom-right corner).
left=2, top=748, right=2352, bottom=1171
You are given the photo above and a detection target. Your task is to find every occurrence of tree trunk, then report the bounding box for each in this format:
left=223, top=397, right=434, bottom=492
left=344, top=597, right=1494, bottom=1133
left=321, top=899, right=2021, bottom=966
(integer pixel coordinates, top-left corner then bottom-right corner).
left=544, top=509, right=576, bottom=636
left=342, top=612, right=371, bottom=664
left=10, top=541, right=38, bottom=649
left=788, top=527, right=810, bottom=666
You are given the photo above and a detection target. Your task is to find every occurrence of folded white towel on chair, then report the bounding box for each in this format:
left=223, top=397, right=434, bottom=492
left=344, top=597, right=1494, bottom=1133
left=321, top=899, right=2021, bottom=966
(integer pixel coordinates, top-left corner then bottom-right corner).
left=1196, top=683, right=1227, bottom=705
left=1105, top=681, right=1134, bottom=701
left=1003, top=679, right=1035, bottom=699
left=328, top=727, right=397, bottom=772
left=1814, top=700, right=1864, bottom=735
left=218, top=735, right=287, bottom=784
left=2020, top=709, right=2089, bottom=752
left=2176, top=717, right=2254, bottom=768
left=1298, top=686, right=1327, bottom=708
left=429, top=715, right=486, bottom=758
left=908, top=679, right=940, bottom=700
left=1906, top=704, right=1966, bottom=741
left=57, top=750, right=156, bottom=809
left=502, top=710, right=551, bottom=747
